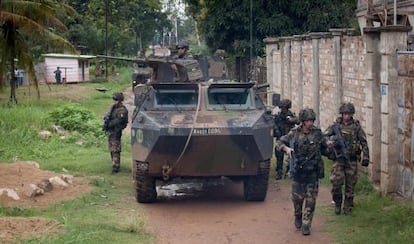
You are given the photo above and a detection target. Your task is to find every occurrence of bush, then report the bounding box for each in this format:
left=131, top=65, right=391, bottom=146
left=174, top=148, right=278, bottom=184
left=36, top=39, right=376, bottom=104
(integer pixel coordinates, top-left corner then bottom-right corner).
left=48, top=103, right=104, bottom=138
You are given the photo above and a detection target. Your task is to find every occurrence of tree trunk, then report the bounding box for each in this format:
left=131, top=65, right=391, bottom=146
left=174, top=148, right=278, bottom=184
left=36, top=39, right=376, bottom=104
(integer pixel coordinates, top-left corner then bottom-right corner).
left=9, top=61, right=18, bottom=104
left=6, top=21, right=18, bottom=104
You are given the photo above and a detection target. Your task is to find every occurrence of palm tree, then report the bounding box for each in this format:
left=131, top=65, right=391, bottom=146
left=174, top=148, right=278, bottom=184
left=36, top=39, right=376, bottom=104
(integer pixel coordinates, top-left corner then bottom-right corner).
left=0, top=0, right=77, bottom=104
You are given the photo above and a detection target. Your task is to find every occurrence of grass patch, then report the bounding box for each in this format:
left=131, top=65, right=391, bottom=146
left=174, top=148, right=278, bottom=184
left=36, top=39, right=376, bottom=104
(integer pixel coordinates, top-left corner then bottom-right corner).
left=38, top=175, right=153, bottom=243
left=326, top=174, right=414, bottom=243
left=0, top=69, right=152, bottom=243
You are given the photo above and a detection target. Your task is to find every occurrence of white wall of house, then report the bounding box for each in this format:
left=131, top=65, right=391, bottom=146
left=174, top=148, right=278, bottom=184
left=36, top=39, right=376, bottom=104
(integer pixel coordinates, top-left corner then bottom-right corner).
left=43, top=54, right=95, bottom=84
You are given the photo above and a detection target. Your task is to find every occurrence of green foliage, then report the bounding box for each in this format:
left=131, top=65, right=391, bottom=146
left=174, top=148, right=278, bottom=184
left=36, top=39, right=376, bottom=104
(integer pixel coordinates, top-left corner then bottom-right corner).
left=0, top=0, right=77, bottom=103
left=48, top=103, right=102, bottom=136
left=354, top=172, right=375, bottom=195
left=329, top=192, right=414, bottom=243
left=66, top=0, right=170, bottom=56
left=0, top=69, right=152, bottom=243
left=0, top=207, right=35, bottom=217
left=185, top=0, right=358, bottom=56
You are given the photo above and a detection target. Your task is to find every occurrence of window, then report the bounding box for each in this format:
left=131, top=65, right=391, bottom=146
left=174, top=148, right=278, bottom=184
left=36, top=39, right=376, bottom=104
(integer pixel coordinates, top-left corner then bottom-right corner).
left=155, top=90, right=198, bottom=108
left=207, top=88, right=253, bottom=110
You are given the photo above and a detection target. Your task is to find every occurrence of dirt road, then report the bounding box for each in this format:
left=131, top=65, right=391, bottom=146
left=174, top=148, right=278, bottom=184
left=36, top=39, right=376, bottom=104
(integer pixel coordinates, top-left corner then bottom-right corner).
left=125, top=88, right=333, bottom=243
left=142, top=179, right=333, bottom=244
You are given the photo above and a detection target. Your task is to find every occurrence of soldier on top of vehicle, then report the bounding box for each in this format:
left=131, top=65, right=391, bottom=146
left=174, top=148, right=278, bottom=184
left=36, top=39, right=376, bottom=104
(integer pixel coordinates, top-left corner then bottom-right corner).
left=173, top=41, right=191, bottom=59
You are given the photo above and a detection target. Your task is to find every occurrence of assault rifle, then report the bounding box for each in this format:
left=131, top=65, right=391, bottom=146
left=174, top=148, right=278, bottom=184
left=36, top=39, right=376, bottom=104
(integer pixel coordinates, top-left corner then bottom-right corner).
left=287, top=137, right=299, bottom=177
left=331, top=124, right=350, bottom=162
left=287, top=137, right=320, bottom=178
left=102, top=105, right=115, bottom=132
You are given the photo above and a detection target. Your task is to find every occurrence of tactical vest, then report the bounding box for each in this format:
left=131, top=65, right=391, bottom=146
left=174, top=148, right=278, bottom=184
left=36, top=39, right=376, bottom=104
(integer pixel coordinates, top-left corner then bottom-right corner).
left=337, top=118, right=361, bottom=158
left=294, top=127, right=322, bottom=172
left=275, top=111, right=296, bottom=136
left=110, top=105, right=128, bottom=130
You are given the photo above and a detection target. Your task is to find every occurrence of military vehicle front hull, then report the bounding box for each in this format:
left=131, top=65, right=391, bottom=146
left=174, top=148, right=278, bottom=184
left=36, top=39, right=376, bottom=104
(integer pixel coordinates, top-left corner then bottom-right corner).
left=131, top=82, right=274, bottom=203
left=132, top=119, right=273, bottom=177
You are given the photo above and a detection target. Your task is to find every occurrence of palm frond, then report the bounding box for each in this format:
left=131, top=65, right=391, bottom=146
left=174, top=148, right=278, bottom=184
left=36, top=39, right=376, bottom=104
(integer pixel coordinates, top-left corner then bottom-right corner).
left=0, top=0, right=77, bottom=100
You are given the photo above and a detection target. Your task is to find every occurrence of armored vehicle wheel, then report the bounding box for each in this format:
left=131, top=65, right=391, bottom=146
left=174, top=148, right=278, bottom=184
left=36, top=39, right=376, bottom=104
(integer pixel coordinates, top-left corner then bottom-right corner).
left=135, top=162, right=157, bottom=203
left=243, top=159, right=270, bottom=201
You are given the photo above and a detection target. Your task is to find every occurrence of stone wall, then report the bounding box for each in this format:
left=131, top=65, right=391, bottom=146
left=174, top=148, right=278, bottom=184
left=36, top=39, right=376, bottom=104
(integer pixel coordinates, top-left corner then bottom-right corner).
left=396, top=52, right=414, bottom=200
left=264, top=26, right=414, bottom=200
left=265, top=29, right=367, bottom=130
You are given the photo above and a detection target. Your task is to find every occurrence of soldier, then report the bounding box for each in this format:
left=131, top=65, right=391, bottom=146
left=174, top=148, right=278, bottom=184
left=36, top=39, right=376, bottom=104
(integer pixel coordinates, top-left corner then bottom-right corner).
left=273, top=99, right=299, bottom=180
left=173, top=41, right=191, bottom=59
left=103, top=92, right=129, bottom=173
left=277, top=108, right=328, bottom=235
left=324, top=102, right=370, bottom=215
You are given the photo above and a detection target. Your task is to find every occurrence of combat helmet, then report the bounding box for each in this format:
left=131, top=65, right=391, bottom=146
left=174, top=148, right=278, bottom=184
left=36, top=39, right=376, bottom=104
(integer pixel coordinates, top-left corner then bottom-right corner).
left=278, top=99, right=292, bottom=109
left=112, top=92, right=124, bottom=102
left=339, top=102, right=355, bottom=114
left=177, top=41, right=189, bottom=49
left=299, top=108, right=316, bottom=122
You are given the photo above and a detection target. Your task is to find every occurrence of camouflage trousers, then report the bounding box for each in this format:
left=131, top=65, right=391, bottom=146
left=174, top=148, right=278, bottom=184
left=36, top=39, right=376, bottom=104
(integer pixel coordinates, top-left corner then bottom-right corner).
left=108, top=137, right=122, bottom=169
left=291, top=179, right=319, bottom=226
left=275, top=148, right=285, bottom=173
left=329, top=160, right=358, bottom=210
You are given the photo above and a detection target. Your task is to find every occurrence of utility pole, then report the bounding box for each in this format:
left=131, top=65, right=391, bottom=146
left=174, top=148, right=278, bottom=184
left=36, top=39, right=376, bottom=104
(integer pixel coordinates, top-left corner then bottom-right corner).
left=105, top=0, right=108, bottom=80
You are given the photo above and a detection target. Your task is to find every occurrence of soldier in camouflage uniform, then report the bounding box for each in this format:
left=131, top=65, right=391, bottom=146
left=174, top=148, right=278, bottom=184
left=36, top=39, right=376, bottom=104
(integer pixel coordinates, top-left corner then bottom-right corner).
left=173, top=41, right=191, bottom=59
left=273, top=99, right=299, bottom=180
left=277, top=108, right=328, bottom=235
left=324, top=102, right=370, bottom=215
left=103, top=92, right=129, bottom=173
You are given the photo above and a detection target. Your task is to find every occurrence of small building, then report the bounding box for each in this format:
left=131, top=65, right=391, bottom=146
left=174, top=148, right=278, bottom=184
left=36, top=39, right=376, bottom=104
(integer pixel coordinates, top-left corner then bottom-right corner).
left=43, top=53, right=96, bottom=84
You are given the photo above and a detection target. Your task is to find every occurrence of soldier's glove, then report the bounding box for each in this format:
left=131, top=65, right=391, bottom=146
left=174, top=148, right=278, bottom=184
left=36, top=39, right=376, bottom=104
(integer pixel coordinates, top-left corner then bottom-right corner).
left=361, top=159, right=369, bottom=167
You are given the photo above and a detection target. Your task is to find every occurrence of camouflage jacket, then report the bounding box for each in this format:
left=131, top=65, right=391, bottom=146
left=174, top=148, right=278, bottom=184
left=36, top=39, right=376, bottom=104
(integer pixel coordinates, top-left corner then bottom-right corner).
left=106, top=103, right=128, bottom=138
left=277, top=125, right=328, bottom=178
left=324, top=116, right=370, bottom=162
left=273, top=110, right=299, bottom=138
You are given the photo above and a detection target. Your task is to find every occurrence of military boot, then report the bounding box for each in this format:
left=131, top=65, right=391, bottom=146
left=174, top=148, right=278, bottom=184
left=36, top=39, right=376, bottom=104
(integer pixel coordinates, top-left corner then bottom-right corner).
left=343, top=197, right=353, bottom=215
left=335, top=205, right=341, bottom=215
left=333, top=194, right=343, bottom=215
left=112, top=165, right=120, bottom=174
left=275, top=170, right=283, bottom=180
left=301, top=224, right=311, bottom=235
left=294, top=215, right=302, bottom=230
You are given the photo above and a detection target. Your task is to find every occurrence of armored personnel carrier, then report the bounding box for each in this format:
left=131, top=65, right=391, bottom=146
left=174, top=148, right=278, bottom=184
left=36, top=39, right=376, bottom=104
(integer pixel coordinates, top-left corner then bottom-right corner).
left=129, top=58, right=275, bottom=203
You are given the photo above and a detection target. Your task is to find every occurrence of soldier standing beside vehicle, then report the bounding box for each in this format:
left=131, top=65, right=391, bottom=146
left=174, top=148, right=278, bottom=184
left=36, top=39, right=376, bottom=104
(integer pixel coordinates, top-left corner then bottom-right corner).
left=277, top=108, right=328, bottom=235
left=103, top=92, right=129, bottom=174
left=324, top=102, right=370, bottom=215
left=273, top=99, right=299, bottom=180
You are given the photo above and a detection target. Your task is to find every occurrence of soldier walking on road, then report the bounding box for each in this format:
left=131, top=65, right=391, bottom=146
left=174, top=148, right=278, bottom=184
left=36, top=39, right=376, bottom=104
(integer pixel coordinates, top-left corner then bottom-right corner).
left=276, top=108, right=328, bottom=235
left=273, top=99, right=299, bottom=180
left=324, top=102, right=370, bottom=215
left=103, top=92, right=129, bottom=174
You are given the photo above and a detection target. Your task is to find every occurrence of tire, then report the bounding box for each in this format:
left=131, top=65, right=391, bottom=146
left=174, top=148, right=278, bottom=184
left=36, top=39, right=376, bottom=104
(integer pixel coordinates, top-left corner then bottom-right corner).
left=243, top=159, right=270, bottom=201
left=134, top=162, right=157, bottom=203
